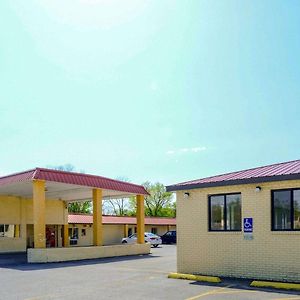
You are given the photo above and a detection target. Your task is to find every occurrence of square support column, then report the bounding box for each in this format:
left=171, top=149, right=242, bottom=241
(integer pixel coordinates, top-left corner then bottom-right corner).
left=123, top=224, right=128, bottom=238
left=93, top=188, right=103, bottom=246
left=136, top=195, right=145, bottom=244
left=33, top=180, right=46, bottom=248
left=63, top=224, right=69, bottom=247
left=63, top=201, right=69, bottom=247
left=14, top=224, right=20, bottom=238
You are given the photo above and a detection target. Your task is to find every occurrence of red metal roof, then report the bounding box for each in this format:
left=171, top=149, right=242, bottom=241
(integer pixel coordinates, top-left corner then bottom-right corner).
left=68, top=214, right=176, bottom=226
left=167, top=159, right=300, bottom=191
left=0, top=168, right=148, bottom=195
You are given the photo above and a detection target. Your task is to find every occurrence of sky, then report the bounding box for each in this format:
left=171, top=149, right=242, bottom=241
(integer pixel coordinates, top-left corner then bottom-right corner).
left=1, top=0, right=300, bottom=186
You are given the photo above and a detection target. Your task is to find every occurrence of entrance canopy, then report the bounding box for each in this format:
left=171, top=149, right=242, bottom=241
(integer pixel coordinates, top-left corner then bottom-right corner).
left=0, top=168, right=149, bottom=260
left=0, top=168, right=148, bottom=201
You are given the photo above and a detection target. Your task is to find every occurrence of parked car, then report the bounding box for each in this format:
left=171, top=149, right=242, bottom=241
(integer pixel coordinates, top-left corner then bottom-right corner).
left=161, top=230, right=176, bottom=244
left=122, top=232, right=162, bottom=247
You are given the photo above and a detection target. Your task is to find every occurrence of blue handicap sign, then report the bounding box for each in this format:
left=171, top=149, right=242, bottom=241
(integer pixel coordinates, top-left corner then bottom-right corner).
left=243, top=218, right=253, bottom=232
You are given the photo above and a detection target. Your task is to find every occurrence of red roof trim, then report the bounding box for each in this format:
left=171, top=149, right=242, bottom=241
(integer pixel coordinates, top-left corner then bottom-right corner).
left=0, top=168, right=149, bottom=195
left=167, top=159, right=300, bottom=191
left=68, top=214, right=176, bottom=226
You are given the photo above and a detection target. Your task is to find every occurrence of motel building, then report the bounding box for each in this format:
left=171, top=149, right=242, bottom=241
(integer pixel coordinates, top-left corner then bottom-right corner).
left=166, top=159, right=300, bottom=283
left=0, top=168, right=150, bottom=263
left=67, top=214, right=176, bottom=247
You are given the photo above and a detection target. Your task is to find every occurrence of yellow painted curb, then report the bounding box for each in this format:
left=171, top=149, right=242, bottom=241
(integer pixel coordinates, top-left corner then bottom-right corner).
left=168, top=272, right=221, bottom=283
left=250, top=280, right=300, bottom=291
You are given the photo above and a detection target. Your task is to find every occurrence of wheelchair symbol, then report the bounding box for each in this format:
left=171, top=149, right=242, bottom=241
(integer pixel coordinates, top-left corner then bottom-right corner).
left=244, top=219, right=252, bottom=228
left=244, top=218, right=253, bottom=232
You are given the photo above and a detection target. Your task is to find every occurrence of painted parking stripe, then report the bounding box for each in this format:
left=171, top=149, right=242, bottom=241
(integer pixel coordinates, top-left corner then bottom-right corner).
left=185, top=285, right=233, bottom=300
left=185, top=285, right=261, bottom=300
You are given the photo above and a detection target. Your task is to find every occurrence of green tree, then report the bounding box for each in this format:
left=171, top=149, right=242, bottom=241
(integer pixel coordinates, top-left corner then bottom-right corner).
left=102, top=177, right=131, bottom=216
left=48, top=164, right=92, bottom=214
left=129, top=182, right=175, bottom=217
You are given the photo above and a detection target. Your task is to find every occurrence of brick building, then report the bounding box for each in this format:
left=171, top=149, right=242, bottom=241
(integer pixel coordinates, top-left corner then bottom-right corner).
left=167, top=159, right=300, bottom=282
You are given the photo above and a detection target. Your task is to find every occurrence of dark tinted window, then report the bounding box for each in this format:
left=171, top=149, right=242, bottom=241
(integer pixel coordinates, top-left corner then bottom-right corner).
left=273, top=191, right=292, bottom=230
left=293, top=190, right=300, bottom=230
left=209, top=194, right=241, bottom=231
left=210, top=195, right=225, bottom=230
left=226, top=194, right=242, bottom=231
left=272, top=189, right=300, bottom=231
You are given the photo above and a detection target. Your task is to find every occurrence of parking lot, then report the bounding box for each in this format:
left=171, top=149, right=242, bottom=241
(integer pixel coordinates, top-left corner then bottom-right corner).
left=0, top=245, right=299, bottom=300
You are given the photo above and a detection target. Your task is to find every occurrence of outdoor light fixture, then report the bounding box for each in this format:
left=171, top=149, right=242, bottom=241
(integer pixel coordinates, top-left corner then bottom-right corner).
left=184, top=192, right=190, bottom=198
left=255, top=186, right=261, bottom=192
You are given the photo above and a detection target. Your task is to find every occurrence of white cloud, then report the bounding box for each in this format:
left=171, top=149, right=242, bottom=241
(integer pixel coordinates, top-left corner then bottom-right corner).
left=166, top=150, right=175, bottom=155
left=166, top=146, right=207, bottom=155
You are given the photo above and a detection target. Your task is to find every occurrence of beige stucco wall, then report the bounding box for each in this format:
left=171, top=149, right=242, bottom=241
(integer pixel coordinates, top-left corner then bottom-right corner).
left=103, top=224, right=124, bottom=245
left=70, top=223, right=176, bottom=247
left=145, top=225, right=170, bottom=236
left=70, top=224, right=126, bottom=246
left=177, top=179, right=300, bottom=283
left=0, top=196, right=66, bottom=253
left=28, top=243, right=151, bottom=263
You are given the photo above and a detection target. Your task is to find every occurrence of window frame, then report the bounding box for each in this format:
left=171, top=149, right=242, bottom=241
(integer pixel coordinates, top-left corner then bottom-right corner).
left=0, top=224, right=19, bottom=238
left=271, top=188, right=300, bottom=232
left=208, top=192, right=242, bottom=232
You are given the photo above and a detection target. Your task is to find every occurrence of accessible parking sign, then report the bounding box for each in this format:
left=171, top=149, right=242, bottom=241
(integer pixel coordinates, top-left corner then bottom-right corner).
left=243, top=218, right=253, bottom=233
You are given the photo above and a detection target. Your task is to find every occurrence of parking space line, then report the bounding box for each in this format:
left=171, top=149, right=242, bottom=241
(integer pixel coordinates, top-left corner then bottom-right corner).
left=184, top=285, right=262, bottom=300
left=273, top=297, right=300, bottom=300
left=185, top=285, right=233, bottom=300
left=213, top=290, right=258, bottom=295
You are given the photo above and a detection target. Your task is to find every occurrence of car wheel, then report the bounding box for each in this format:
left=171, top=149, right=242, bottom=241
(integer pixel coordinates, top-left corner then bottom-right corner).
left=122, top=240, right=127, bottom=244
left=153, top=244, right=159, bottom=248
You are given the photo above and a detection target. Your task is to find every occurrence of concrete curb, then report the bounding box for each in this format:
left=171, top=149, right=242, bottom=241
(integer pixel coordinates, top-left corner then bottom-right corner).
left=250, top=280, right=300, bottom=291
left=168, top=272, right=221, bottom=283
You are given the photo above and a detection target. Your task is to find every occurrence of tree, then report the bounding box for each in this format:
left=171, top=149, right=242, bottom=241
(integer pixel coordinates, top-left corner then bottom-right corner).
left=67, top=201, right=92, bottom=214
left=102, top=177, right=131, bottom=216
left=48, top=164, right=92, bottom=214
left=129, top=182, right=175, bottom=217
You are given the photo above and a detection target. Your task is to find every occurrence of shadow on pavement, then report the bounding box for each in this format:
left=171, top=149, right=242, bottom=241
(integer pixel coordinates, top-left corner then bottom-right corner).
left=189, top=277, right=300, bottom=296
left=0, top=252, right=159, bottom=271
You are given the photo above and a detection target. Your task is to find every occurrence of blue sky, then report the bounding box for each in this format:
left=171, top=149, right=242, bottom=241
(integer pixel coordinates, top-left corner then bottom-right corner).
left=1, top=0, right=300, bottom=185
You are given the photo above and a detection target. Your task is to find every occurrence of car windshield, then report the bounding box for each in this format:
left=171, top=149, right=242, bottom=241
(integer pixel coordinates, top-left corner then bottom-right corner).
left=129, top=234, right=137, bottom=238
left=146, top=233, right=158, bottom=237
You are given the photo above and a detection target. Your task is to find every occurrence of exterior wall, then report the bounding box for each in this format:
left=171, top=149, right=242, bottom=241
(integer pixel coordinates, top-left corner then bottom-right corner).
left=28, top=243, right=151, bottom=263
left=103, top=224, right=124, bottom=245
left=145, top=225, right=169, bottom=236
left=177, top=179, right=300, bottom=283
left=71, top=223, right=177, bottom=247
left=0, top=196, right=66, bottom=253
left=74, top=224, right=93, bottom=247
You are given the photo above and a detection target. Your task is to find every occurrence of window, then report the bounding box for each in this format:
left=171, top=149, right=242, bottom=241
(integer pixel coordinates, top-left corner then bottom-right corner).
left=81, top=229, right=86, bottom=236
left=272, top=189, right=300, bottom=231
left=209, top=193, right=241, bottom=231
left=128, top=228, right=133, bottom=236
left=0, top=224, right=19, bottom=238
left=151, top=227, right=157, bottom=234
left=68, top=227, right=79, bottom=239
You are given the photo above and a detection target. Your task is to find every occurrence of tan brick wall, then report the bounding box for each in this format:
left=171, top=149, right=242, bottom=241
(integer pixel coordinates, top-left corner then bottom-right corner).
left=177, top=179, right=300, bottom=282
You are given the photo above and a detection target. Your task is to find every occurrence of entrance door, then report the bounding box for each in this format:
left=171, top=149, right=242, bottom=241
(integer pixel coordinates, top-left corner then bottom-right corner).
left=46, top=226, right=57, bottom=248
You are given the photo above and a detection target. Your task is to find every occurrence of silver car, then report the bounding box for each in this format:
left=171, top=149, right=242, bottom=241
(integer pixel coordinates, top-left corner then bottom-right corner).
left=122, top=232, right=162, bottom=247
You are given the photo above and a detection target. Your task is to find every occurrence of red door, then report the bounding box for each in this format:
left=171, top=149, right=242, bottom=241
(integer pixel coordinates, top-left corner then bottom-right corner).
left=46, top=226, right=56, bottom=248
